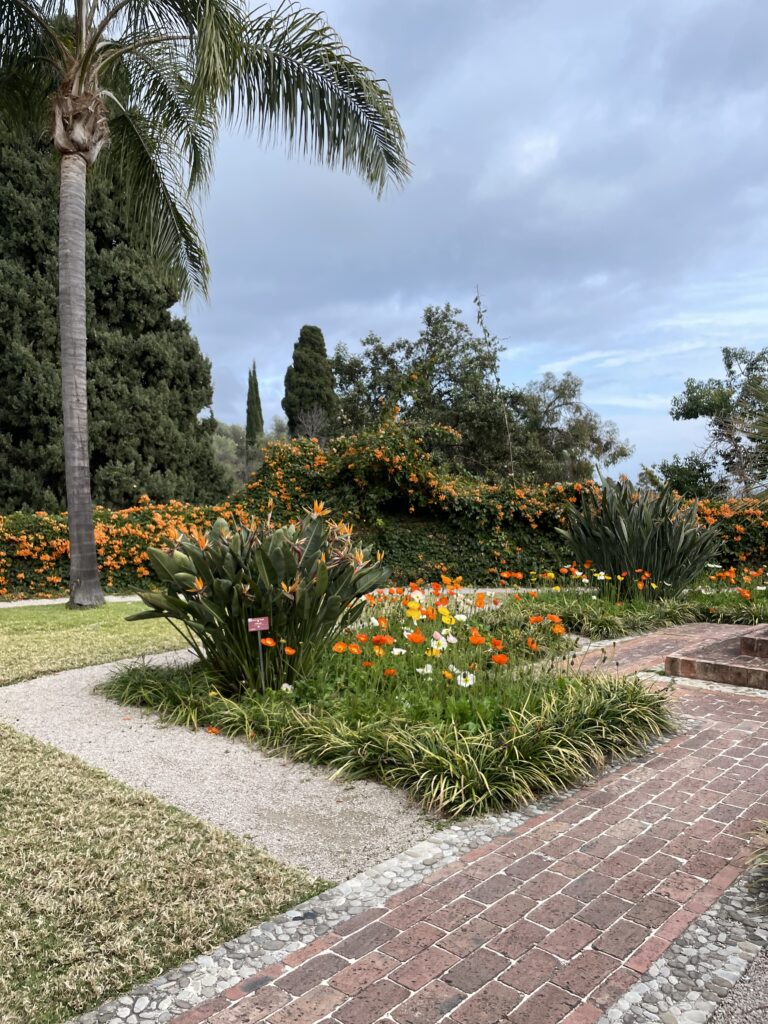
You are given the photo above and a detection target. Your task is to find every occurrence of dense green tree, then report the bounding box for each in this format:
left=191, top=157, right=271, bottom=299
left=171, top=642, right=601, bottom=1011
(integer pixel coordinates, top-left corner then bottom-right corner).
left=283, top=325, right=338, bottom=436
left=245, top=361, right=264, bottom=444
left=331, top=304, right=631, bottom=481
left=0, top=129, right=230, bottom=513
left=505, top=372, right=632, bottom=482
left=670, top=347, right=768, bottom=493
left=639, top=453, right=729, bottom=500
left=1, top=0, right=408, bottom=605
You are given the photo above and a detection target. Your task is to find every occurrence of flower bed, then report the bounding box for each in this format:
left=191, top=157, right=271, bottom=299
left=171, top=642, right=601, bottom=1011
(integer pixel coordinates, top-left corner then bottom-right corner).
left=104, top=584, right=674, bottom=817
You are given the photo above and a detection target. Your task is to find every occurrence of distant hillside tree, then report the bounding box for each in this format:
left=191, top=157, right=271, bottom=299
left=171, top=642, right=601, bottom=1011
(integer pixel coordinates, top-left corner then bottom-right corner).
left=0, top=129, right=228, bottom=513
left=283, top=325, right=338, bottom=436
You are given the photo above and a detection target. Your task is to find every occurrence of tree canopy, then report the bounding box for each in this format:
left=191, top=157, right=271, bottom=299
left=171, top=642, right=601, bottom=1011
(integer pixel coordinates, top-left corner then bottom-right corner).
left=282, top=324, right=338, bottom=436
left=246, top=361, right=264, bottom=444
left=331, top=304, right=632, bottom=481
left=659, top=346, right=768, bottom=495
left=0, top=129, right=228, bottom=512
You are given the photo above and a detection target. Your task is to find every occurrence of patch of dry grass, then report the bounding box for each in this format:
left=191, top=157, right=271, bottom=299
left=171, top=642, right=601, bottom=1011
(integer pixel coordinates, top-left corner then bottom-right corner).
left=0, top=725, right=325, bottom=1024
left=0, top=601, right=182, bottom=685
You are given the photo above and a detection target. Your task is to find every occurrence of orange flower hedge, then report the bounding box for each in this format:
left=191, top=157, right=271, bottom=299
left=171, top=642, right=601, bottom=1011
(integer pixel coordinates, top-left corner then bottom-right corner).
left=2, top=422, right=767, bottom=598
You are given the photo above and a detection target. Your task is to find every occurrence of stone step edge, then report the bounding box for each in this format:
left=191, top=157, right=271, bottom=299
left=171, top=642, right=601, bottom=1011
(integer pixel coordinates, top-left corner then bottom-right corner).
left=740, top=626, right=768, bottom=658
left=665, top=649, right=768, bottom=691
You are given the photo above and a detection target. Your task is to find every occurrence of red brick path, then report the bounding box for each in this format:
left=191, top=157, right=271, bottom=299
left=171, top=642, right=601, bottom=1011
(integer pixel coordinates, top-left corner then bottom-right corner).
left=174, top=629, right=768, bottom=1024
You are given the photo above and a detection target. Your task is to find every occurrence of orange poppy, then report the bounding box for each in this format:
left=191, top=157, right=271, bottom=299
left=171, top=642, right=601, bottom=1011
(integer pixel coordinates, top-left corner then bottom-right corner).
left=206, top=726, right=221, bottom=735
left=348, top=643, right=363, bottom=655
left=491, top=653, right=509, bottom=665
left=490, top=638, right=504, bottom=650
left=356, top=633, right=369, bottom=642
left=362, top=660, right=373, bottom=667
left=372, top=634, right=395, bottom=646
left=261, top=637, right=277, bottom=648
left=551, top=624, right=566, bottom=636
left=546, top=614, right=562, bottom=623
left=529, top=615, right=543, bottom=624
left=468, top=632, right=485, bottom=646
left=383, top=668, right=397, bottom=677
left=332, top=641, right=348, bottom=653
left=406, top=629, right=426, bottom=644
left=475, top=593, right=486, bottom=609
left=526, top=637, right=539, bottom=652
left=284, top=646, right=297, bottom=656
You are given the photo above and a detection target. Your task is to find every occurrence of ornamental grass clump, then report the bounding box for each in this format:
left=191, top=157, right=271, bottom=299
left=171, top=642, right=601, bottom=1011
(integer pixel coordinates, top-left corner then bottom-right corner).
left=559, top=477, right=721, bottom=600
left=129, top=502, right=389, bottom=694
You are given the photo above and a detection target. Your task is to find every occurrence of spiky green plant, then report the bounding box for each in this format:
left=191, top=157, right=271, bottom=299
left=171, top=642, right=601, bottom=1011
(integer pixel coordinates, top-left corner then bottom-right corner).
left=559, top=477, right=721, bottom=600
left=129, top=504, right=389, bottom=692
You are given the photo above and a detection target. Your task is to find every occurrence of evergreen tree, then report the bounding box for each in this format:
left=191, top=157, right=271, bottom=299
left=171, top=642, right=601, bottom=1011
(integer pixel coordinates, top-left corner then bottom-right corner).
left=245, top=362, right=264, bottom=445
left=282, top=325, right=338, bottom=436
left=0, top=129, right=229, bottom=513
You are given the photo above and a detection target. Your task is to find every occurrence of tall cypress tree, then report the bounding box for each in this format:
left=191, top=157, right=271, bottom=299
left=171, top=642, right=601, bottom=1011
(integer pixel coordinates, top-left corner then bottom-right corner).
left=282, top=325, right=338, bottom=436
left=245, top=362, right=264, bottom=444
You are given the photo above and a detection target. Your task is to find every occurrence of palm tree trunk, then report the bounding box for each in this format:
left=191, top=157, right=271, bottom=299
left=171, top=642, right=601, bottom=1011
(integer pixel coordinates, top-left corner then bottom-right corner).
left=58, top=153, right=105, bottom=608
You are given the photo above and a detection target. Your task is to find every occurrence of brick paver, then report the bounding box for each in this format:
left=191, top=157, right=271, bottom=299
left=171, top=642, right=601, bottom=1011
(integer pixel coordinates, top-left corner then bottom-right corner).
left=173, top=628, right=768, bottom=1024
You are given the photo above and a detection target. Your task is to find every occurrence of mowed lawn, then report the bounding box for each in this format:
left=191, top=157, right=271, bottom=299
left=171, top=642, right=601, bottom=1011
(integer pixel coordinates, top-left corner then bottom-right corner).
left=0, top=724, right=325, bottom=1024
left=0, top=601, right=182, bottom=685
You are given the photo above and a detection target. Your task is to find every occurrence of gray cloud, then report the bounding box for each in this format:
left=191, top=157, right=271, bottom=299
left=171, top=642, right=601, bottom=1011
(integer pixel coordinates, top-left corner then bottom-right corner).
left=186, top=0, right=768, bottom=475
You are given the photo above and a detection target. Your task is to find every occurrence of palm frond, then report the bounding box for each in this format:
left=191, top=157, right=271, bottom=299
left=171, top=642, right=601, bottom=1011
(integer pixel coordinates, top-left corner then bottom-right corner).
left=229, top=2, right=410, bottom=195
left=103, top=99, right=209, bottom=298
left=0, top=0, right=69, bottom=63
left=0, top=0, right=67, bottom=132
left=102, top=45, right=216, bottom=188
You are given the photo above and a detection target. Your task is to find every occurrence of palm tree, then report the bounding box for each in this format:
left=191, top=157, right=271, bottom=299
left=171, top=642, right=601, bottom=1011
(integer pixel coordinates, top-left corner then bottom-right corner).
left=0, top=0, right=409, bottom=607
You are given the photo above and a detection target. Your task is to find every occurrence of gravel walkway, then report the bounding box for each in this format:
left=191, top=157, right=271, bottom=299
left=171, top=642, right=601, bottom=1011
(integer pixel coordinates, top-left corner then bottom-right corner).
left=709, top=949, right=768, bottom=1024
left=0, top=653, right=436, bottom=881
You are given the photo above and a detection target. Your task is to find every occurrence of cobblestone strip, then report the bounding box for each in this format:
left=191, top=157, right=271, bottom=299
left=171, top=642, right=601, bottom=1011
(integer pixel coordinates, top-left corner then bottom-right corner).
left=599, top=871, right=767, bottom=1024
left=87, top=682, right=768, bottom=1024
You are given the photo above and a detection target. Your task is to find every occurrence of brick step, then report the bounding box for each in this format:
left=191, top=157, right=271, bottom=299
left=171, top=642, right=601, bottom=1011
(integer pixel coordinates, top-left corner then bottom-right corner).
left=739, top=626, right=768, bottom=658
left=665, top=636, right=768, bottom=690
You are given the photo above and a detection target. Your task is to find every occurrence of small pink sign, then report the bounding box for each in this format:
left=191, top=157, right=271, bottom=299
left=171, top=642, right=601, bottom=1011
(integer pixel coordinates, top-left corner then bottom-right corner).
left=247, top=616, right=270, bottom=632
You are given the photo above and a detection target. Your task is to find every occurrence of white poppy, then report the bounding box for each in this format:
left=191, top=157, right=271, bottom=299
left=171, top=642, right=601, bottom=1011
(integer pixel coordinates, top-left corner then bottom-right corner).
left=457, top=672, right=475, bottom=687
left=280, top=683, right=294, bottom=692
left=392, top=647, right=406, bottom=656
left=416, top=664, right=433, bottom=675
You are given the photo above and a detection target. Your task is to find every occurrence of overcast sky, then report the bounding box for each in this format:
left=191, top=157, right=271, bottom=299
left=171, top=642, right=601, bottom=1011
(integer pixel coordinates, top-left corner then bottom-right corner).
left=186, top=0, right=768, bottom=476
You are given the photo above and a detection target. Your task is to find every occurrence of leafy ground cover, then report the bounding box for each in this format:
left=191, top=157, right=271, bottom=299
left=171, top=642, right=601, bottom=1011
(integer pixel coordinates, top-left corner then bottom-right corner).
left=105, top=586, right=675, bottom=817
left=0, top=601, right=181, bottom=685
left=0, top=725, right=324, bottom=1024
